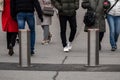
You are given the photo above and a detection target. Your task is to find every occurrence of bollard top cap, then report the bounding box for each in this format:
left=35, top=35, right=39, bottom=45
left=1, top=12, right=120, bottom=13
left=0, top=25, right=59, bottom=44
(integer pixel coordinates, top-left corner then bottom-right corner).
left=88, top=29, right=99, bottom=31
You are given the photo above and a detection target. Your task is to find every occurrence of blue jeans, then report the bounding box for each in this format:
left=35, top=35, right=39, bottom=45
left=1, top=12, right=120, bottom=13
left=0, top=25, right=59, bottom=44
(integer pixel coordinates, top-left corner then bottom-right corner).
left=17, top=12, right=35, bottom=51
left=107, top=14, right=120, bottom=48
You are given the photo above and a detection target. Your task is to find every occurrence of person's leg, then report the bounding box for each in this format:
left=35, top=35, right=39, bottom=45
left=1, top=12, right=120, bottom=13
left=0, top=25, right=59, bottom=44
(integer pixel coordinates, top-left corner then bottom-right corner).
left=7, top=32, right=15, bottom=56
left=68, top=15, right=77, bottom=42
left=42, top=25, right=49, bottom=40
left=6, top=32, right=11, bottom=49
left=59, top=15, right=68, bottom=47
left=11, top=32, right=18, bottom=47
left=66, top=15, right=77, bottom=50
left=26, top=13, right=35, bottom=54
left=114, top=16, right=120, bottom=45
left=41, top=25, right=50, bottom=44
left=99, top=32, right=104, bottom=50
left=17, top=12, right=26, bottom=29
left=107, top=14, right=116, bottom=49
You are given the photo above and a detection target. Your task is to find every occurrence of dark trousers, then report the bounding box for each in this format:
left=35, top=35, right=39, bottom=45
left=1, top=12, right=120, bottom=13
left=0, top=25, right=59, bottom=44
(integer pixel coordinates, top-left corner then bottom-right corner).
left=59, top=15, right=77, bottom=47
left=99, top=32, right=104, bottom=49
left=99, top=32, right=104, bottom=43
left=7, top=32, right=18, bottom=49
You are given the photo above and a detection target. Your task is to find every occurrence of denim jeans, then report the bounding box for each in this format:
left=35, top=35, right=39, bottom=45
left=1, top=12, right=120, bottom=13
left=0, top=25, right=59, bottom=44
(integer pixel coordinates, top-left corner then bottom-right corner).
left=17, top=12, right=35, bottom=51
left=107, top=14, right=120, bottom=48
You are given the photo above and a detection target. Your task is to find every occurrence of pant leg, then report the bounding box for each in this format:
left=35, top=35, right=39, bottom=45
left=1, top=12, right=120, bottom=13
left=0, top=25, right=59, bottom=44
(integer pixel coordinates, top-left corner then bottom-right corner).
left=114, top=16, right=120, bottom=43
left=59, top=15, right=68, bottom=47
left=42, top=25, right=49, bottom=40
left=7, top=32, right=11, bottom=49
left=99, top=32, right=104, bottom=49
left=26, top=13, right=35, bottom=51
left=107, top=14, right=116, bottom=48
left=17, top=12, right=26, bottom=29
left=99, top=32, right=104, bottom=43
left=10, top=32, right=18, bottom=47
left=68, top=15, right=77, bottom=42
left=7, top=32, right=17, bottom=49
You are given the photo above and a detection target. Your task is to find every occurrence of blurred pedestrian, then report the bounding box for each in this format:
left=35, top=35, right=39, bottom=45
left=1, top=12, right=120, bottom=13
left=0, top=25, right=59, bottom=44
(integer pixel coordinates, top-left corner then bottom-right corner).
left=2, top=0, right=18, bottom=56
left=51, top=0, right=79, bottom=52
left=81, top=0, right=106, bottom=50
left=11, top=0, right=43, bottom=55
left=106, top=0, right=120, bottom=51
left=40, top=0, right=53, bottom=45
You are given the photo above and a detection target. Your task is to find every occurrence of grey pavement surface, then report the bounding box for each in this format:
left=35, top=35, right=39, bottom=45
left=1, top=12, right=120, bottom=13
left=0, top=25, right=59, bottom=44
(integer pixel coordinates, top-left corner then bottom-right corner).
left=0, top=1, right=120, bottom=80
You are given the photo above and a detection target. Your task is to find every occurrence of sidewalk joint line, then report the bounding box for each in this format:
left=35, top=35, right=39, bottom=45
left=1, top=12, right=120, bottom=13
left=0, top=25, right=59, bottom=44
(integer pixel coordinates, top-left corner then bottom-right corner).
left=62, top=56, right=68, bottom=64
left=53, top=72, right=59, bottom=80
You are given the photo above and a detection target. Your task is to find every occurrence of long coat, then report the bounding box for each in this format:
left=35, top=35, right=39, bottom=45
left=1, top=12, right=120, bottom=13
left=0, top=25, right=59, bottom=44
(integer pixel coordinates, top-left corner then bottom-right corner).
left=82, top=0, right=106, bottom=32
left=2, top=0, right=18, bottom=32
left=37, top=0, right=52, bottom=25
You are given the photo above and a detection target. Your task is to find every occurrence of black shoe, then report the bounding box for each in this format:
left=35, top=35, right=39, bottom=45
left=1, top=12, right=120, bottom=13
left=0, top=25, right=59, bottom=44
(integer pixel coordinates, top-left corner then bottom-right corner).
left=8, top=49, right=14, bottom=56
left=111, top=47, right=116, bottom=51
left=31, top=51, right=35, bottom=56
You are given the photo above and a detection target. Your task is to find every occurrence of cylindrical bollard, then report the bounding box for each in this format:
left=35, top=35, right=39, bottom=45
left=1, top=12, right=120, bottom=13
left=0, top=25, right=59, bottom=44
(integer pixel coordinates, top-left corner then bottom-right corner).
left=19, top=29, right=31, bottom=67
left=87, top=29, right=99, bottom=66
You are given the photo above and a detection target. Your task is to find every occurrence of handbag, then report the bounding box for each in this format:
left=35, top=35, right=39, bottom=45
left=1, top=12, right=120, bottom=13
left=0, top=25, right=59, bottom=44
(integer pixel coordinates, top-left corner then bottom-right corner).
left=42, top=6, right=54, bottom=16
left=0, top=0, right=4, bottom=11
left=83, top=10, right=96, bottom=27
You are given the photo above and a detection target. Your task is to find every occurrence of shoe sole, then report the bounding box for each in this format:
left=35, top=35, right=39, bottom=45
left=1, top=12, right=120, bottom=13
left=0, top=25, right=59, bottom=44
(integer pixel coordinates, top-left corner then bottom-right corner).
left=64, top=49, right=69, bottom=52
left=111, top=50, right=116, bottom=51
left=64, top=51, right=69, bottom=52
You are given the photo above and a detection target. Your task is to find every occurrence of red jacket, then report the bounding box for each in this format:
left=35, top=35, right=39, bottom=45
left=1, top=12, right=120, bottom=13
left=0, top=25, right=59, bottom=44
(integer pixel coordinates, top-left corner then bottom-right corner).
left=2, top=0, right=18, bottom=32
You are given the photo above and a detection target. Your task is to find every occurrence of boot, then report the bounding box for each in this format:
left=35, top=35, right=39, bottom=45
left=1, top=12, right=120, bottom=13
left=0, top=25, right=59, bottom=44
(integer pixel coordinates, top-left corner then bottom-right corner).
left=8, top=44, right=14, bottom=56
left=8, top=48, right=14, bottom=56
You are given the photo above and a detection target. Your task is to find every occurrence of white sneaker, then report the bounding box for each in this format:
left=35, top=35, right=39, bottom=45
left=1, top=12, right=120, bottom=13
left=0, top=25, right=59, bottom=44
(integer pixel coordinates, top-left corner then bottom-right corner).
left=67, top=42, right=72, bottom=50
left=63, top=46, right=69, bottom=52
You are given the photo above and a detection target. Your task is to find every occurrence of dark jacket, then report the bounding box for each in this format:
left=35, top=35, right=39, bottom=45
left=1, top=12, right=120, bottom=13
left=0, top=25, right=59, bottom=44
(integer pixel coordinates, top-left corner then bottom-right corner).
left=82, top=0, right=106, bottom=32
left=51, top=0, right=79, bottom=16
left=10, top=0, right=43, bottom=20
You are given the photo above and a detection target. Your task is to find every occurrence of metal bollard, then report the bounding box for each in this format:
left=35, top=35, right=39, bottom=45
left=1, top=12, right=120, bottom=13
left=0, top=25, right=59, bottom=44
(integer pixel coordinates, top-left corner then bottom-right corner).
left=19, top=29, right=31, bottom=67
left=87, top=29, right=99, bottom=66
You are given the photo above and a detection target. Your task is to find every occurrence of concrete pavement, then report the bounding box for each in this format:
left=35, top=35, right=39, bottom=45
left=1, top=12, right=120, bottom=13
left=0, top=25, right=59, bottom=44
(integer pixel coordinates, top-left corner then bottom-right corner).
left=0, top=0, right=120, bottom=80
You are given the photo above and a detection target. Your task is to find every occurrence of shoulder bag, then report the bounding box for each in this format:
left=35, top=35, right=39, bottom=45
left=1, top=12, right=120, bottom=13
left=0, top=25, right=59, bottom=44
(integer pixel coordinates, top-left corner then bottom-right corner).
left=42, top=0, right=54, bottom=16
left=42, top=6, right=54, bottom=16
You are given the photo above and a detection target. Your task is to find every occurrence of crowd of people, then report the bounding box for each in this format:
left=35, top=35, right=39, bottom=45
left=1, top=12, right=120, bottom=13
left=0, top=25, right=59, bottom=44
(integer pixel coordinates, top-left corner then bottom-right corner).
left=1, top=0, right=120, bottom=56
